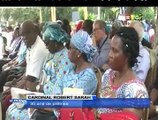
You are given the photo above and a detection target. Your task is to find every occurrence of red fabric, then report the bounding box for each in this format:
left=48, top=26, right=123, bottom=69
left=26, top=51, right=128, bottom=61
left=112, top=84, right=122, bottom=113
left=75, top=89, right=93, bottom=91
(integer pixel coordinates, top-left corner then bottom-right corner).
left=2, top=94, right=12, bottom=110
left=82, top=108, right=95, bottom=120
left=59, top=108, right=95, bottom=120
left=99, top=111, right=139, bottom=120
left=76, top=21, right=83, bottom=32
left=2, top=95, right=12, bottom=119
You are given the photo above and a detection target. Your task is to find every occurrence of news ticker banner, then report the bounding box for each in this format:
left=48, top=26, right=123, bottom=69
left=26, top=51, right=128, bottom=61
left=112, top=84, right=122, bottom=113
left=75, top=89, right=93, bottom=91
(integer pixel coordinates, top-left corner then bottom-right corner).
left=10, top=95, right=150, bottom=109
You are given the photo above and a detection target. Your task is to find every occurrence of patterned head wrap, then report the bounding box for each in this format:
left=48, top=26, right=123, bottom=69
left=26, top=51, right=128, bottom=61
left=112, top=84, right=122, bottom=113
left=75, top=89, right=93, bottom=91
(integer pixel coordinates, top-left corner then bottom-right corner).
left=42, top=22, right=69, bottom=44
left=71, top=30, right=97, bottom=62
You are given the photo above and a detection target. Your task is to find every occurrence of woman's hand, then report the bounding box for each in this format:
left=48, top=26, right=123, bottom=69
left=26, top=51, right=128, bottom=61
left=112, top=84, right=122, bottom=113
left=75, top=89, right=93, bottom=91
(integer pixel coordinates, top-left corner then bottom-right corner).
left=101, top=64, right=110, bottom=71
left=92, top=36, right=97, bottom=47
left=38, top=108, right=54, bottom=113
left=43, top=108, right=54, bottom=112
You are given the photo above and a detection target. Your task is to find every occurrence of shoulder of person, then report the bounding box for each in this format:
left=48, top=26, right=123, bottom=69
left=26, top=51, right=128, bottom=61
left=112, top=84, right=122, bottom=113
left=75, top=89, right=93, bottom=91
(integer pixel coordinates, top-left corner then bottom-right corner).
left=118, top=80, right=148, bottom=98
left=140, top=46, right=150, bottom=56
left=102, top=69, right=114, bottom=81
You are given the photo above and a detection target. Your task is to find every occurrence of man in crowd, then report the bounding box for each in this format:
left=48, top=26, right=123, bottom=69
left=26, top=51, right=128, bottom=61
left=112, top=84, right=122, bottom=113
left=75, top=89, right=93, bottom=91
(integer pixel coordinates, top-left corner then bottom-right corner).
left=129, top=21, right=150, bottom=82
left=92, top=20, right=110, bottom=71
left=20, top=20, right=49, bottom=91
left=2, top=20, right=49, bottom=120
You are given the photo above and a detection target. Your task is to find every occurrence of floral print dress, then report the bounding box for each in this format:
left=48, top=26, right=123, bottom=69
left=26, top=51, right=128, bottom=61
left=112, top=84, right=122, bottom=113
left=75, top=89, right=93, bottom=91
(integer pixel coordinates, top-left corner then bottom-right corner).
left=98, top=69, right=148, bottom=114
left=5, top=48, right=74, bottom=120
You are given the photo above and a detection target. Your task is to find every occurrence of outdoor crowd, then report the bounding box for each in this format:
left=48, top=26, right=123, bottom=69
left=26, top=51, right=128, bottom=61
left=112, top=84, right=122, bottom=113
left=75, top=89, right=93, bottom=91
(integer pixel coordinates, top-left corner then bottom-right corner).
left=0, top=18, right=157, bottom=120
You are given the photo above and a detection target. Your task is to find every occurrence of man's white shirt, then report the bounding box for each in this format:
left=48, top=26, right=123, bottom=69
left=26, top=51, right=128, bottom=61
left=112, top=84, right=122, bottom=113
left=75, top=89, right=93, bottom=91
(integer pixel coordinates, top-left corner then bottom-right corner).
left=26, top=35, right=49, bottom=80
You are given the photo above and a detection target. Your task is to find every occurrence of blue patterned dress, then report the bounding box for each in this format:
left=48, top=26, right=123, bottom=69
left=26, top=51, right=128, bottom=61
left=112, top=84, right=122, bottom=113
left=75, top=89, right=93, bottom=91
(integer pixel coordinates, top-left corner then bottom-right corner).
left=62, top=67, right=98, bottom=94
left=43, top=48, right=74, bottom=95
left=5, top=48, right=74, bottom=120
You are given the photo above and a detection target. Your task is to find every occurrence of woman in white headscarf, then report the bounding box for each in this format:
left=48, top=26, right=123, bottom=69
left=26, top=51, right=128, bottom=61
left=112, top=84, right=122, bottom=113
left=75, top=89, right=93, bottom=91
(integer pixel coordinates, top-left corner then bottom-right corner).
left=62, top=29, right=98, bottom=94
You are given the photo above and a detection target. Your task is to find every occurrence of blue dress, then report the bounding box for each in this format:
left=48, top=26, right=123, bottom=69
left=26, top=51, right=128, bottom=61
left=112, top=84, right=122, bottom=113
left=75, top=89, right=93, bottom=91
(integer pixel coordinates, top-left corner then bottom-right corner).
left=43, top=48, right=74, bottom=95
left=5, top=48, right=74, bottom=120
left=62, top=67, right=98, bottom=94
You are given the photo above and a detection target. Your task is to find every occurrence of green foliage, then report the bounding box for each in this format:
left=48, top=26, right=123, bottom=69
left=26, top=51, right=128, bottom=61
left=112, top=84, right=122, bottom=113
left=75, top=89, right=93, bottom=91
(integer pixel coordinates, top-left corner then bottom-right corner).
left=0, top=7, right=156, bottom=26
left=0, top=7, right=40, bottom=24
left=87, top=13, right=97, bottom=21
left=2, top=8, right=13, bottom=21
left=127, top=7, right=155, bottom=21
left=101, top=7, right=119, bottom=21
left=56, top=7, right=72, bottom=21
left=42, top=7, right=51, bottom=22
left=78, top=7, right=84, bottom=20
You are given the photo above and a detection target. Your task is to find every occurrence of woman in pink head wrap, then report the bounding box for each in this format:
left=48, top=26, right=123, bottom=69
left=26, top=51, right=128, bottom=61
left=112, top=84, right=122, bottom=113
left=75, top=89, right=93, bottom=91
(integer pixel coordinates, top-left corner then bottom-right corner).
left=75, top=20, right=84, bottom=32
left=70, top=20, right=84, bottom=36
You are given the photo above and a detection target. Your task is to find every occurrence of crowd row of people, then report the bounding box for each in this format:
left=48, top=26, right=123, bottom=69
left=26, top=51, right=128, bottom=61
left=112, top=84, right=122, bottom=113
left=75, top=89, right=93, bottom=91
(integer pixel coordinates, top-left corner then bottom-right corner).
left=0, top=18, right=157, bottom=120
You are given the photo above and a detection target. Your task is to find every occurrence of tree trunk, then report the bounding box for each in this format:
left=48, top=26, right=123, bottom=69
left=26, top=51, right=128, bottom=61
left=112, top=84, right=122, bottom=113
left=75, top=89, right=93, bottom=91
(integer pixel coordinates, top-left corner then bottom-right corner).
left=39, top=7, right=42, bottom=23
left=51, top=7, right=56, bottom=22
left=83, top=7, right=88, bottom=20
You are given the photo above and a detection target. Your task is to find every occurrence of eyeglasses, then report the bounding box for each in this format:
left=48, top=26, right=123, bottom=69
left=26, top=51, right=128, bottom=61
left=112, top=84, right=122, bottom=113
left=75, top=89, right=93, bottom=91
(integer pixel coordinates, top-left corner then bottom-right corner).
left=93, top=28, right=102, bottom=33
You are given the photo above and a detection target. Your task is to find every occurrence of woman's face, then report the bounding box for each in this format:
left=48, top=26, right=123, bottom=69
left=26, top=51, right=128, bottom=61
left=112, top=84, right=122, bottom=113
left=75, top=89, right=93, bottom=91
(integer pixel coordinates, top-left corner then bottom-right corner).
left=68, top=43, right=80, bottom=64
left=44, top=40, right=59, bottom=54
left=108, top=35, right=128, bottom=71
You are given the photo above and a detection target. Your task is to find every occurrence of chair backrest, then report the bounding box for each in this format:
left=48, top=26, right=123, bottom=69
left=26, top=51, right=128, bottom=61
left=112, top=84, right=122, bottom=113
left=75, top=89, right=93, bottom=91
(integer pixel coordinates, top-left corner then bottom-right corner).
left=92, top=66, right=102, bottom=119
left=92, top=65, right=102, bottom=97
left=0, top=102, right=2, bottom=120
left=142, top=108, right=149, bottom=120
left=144, top=47, right=158, bottom=93
left=144, top=47, right=157, bottom=120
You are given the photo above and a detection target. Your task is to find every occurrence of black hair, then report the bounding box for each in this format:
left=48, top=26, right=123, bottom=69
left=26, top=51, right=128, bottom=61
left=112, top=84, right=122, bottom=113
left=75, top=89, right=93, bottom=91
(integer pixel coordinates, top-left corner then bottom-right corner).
left=61, top=19, right=71, bottom=36
left=115, top=27, right=139, bottom=68
left=82, top=19, right=94, bottom=35
left=110, top=21, right=122, bottom=39
left=62, top=18, right=70, bottom=25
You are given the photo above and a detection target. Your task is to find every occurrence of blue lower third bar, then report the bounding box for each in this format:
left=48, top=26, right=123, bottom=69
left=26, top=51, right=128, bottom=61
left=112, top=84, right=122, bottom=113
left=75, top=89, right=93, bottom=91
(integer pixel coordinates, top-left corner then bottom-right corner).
left=23, top=98, right=150, bottom=108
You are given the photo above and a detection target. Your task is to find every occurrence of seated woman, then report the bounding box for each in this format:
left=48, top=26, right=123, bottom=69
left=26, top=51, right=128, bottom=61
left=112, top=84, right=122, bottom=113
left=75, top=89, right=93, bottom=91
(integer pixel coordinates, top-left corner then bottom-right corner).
left=33, top=30, right=98, bottom=120
left=57, top=30, right=98, bottom=120
left=31, top=30, right=98, bottom=120
left=62, top=30, right=98, bottom=94
left=97, top=27, right=148, bottom=120
left=101, top=21, right=122, bottom=72
left=5, top=22, right=74, bottom=120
